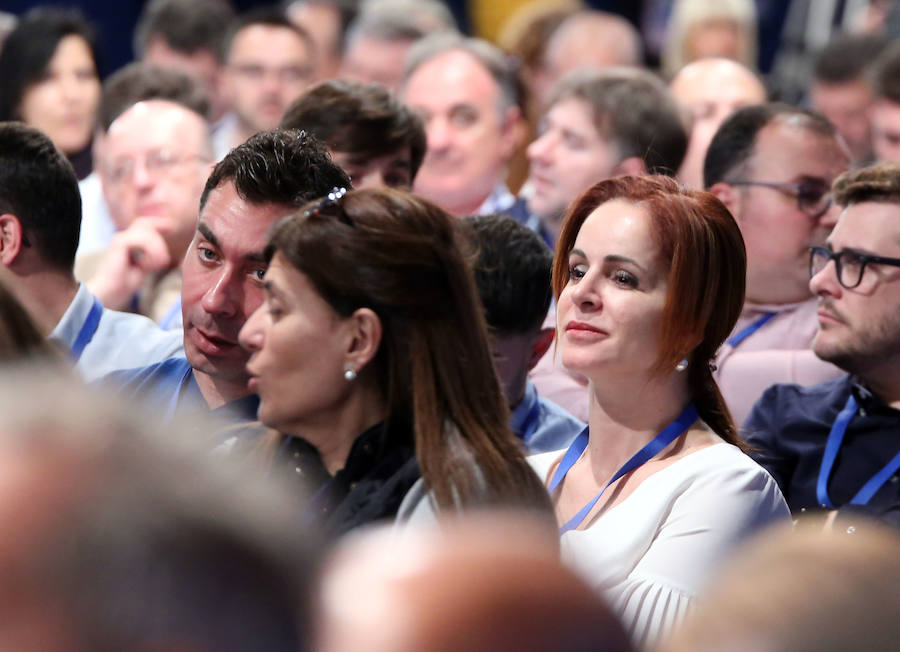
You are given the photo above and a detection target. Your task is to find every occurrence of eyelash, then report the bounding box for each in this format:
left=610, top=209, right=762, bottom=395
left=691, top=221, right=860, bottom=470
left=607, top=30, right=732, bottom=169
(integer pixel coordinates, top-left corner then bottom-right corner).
left=567, top=264, right=639, bottom=288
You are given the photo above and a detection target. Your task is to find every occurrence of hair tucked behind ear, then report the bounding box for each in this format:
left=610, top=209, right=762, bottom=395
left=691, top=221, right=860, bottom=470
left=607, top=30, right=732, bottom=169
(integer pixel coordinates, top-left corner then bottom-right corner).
left=269, top=188, right=551, bottom=511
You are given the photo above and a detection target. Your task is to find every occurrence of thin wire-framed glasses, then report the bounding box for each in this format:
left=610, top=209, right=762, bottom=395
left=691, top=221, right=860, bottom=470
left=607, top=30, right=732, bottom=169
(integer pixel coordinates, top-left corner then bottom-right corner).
left=809, top=245, right=900, bottom=289
left=728, top=179, right=832, bottom=219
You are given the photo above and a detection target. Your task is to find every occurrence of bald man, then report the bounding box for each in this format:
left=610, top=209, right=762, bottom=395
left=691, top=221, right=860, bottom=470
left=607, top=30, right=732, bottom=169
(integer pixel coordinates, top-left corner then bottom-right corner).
left=319, top=515, right=632, bottom=652
left=669, top=57, right=767, bottom=189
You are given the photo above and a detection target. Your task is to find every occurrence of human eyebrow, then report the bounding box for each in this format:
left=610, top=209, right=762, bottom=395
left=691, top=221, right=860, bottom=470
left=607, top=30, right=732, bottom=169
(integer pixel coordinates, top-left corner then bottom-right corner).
left=603, top=254, right=648, bottom=273
left=197, top=222, right=220, bottom=249
left=246, top=251, right=267, bottom=264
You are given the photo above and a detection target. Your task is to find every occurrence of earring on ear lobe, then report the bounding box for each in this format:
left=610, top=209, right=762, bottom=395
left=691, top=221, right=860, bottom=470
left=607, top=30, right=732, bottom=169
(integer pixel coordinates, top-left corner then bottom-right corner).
left=343, top=364, right=357, bottom=382
left=676, top=358, right=689, bottom=372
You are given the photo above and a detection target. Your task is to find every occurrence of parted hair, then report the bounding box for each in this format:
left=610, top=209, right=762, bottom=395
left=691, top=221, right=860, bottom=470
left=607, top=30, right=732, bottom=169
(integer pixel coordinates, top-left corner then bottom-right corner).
left=552, top=175, right=746, bottom=446
left=833, top=161, right=900, bottom=207
left=281, top=79, right=426, bottom=180
left=548, top=68, right=687, bottom=177
left=268, top=188, right=552, bottom=511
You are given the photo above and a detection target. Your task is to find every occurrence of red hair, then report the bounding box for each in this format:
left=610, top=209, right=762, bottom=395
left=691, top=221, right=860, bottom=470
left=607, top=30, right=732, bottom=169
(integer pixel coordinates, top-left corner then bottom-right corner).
left=552, top=175, right=746, bottom=445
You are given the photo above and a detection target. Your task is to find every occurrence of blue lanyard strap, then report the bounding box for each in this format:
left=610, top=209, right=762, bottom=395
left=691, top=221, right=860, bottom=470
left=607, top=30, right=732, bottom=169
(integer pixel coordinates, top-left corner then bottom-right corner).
left=70, top=297, right=103, bottom=362
left=816, top=393, right=900, bottom=508
left=549, top=403, right=698, bottom=534
left=726, top=311, right=776, bottom=348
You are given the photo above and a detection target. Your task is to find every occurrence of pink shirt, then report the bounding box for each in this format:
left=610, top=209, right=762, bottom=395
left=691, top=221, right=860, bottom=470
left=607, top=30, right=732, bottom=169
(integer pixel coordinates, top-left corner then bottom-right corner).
left=714, top=299, right=843, bottom=429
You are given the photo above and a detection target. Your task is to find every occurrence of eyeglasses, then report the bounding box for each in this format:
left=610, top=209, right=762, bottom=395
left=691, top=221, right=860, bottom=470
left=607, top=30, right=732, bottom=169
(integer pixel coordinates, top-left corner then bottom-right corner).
left=105, top=149, right=209, bottom=186
left=809, top=245, right=900, bottom=288
left=728, top=179, right=832, bottom=219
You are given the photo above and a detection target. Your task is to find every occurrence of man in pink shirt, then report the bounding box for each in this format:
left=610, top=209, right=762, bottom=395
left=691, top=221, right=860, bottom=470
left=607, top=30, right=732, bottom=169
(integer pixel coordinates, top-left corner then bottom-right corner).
left=705, top=103, right=850, bottom=427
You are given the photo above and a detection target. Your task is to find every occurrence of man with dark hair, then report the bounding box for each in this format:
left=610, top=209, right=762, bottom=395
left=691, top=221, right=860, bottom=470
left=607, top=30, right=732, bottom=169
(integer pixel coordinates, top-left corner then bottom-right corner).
left=401, top=34, right=527, bottom=220
left=79, top=64, right=214, bottom=330
left=0, top=371, right=317, bottom=651
left=870, top=42, right=900, bottom=164
left=704, top=103, right=850, bottom=425
left=745, top=162, right=900, bottom=530
left=0, top=122, right=181, bottom=380
left=134, top=0, right=235, bottom=124
left=810, top=33, right=887, bottom=165
left=281, top=79, right=425, bottom=190
left=215, top=6, right=316, bottom=158
left=464, top=214, right=583, bottom=453
left=285, top=0, right=358, bottom=82
left=527, top=67, right=687, bottom=245
left=106, top=129, right=350, bottom=422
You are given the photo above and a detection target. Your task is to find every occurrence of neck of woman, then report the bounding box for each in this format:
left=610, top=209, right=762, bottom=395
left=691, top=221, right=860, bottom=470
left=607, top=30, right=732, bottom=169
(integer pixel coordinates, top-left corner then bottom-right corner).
left=584, top=370, right=692, bottom=484
left=286, top=380, right=388, bottom=476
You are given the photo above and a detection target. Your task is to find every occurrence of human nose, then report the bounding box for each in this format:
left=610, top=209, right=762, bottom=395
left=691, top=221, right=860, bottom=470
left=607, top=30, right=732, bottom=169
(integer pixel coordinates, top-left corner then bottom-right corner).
left=527, top=130, right=554, bottom=164
left=426, top=116, right=452, bottom=153
left=809, top=252, right=841, bottom=298
left=567, top=274, right=601, bottom=312
left=200, top=267, right=240, bottom=317
left=238, top=305, right=266, bottom=352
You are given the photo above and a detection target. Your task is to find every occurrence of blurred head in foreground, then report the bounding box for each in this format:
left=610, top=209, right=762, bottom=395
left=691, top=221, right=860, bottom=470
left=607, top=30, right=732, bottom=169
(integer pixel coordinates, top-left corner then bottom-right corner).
left=0, top=369, right=316, bottom=652
left=318, top=514, right=632, bottom=652
left=660, top=522, right=900, bottom=652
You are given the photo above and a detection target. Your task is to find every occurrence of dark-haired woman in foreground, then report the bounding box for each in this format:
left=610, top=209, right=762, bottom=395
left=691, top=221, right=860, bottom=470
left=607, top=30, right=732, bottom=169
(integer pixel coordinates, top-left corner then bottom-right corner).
left=238, top=187, right=551, bottom=537
left=529, top=175, right=789, bottom=645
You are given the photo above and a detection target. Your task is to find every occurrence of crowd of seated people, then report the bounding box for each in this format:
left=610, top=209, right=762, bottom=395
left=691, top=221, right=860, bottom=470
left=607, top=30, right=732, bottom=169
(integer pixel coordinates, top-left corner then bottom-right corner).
left=1, top=0, right=900, bottom=649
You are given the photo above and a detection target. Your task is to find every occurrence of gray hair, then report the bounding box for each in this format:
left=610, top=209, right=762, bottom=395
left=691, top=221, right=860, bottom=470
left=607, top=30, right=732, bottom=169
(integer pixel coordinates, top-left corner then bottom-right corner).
left=346, top=0, right=456, bottom=48
left=403, top=32, right=522, bottom=113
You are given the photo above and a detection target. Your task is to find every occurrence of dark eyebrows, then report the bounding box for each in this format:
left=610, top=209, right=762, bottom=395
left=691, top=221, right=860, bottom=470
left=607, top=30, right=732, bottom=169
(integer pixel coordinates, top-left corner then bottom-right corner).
left=198, top=220, right=267, bottom=263
left=568, top=248, right=648, bottom=272
left=197, top=221, right=219, bottom=249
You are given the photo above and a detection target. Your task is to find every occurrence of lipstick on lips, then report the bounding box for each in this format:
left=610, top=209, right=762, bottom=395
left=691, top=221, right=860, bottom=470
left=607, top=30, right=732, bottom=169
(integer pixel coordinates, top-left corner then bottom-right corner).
left=564, top=320, right=607, bottom=340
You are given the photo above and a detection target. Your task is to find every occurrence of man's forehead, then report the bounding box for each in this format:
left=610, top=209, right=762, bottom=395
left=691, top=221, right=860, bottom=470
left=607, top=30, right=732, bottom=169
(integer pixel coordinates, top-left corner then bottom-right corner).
left=199, top=183, right=289, bottom=239
left=834, top=201, right=900, bottom=247
left=406, top=50, right=501, bottom=103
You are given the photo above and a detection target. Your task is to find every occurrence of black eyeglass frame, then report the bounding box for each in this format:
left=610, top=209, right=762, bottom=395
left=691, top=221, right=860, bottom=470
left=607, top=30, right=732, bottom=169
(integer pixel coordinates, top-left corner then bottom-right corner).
left=728, top=179, right=833, bottom=220
left=808, top=245, right=900, bottom=289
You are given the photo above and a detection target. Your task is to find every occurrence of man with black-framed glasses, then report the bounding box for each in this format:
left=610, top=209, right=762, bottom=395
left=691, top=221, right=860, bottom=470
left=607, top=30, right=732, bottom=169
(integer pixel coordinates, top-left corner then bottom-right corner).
left=744, top=162, right=900, bottom=530
left=703, top=103, right=850, bottom=425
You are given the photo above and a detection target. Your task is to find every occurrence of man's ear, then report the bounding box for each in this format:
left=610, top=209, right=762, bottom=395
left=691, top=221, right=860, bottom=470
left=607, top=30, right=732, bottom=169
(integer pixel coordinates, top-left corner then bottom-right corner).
left=709, top=182, right=742, bottom=221
left=528, top=327, right=555, bottom=371
left=345, top=308, right=383, bottom=374
left=499, top=105, right=526, bottom=160
left=612, top=156, right=649, bottom=177
left=0, top=214, right=27, bottom=266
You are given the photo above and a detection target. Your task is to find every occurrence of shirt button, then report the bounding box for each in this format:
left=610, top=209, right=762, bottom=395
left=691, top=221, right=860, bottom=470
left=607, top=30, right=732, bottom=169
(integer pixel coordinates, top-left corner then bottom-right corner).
left=294, top=466, right=302, bottom=474
left=846, top=525, right=857, bottom=535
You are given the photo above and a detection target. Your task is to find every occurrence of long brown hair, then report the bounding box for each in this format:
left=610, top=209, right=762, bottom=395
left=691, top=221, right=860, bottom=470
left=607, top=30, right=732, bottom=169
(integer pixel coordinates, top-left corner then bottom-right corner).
left=552, top=175, right=747, bottom=446
left=268, top=188, right=551, bottom=511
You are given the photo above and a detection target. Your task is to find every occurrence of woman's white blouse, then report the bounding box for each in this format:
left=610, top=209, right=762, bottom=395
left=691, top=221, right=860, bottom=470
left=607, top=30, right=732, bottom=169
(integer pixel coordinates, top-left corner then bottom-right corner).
left=529, top=443, right=790, bottom=646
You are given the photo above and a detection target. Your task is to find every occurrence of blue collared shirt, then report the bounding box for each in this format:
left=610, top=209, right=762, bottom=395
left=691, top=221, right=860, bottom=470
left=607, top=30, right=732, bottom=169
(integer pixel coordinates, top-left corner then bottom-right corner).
left=50, top=283, right=184, bottom=382
left=510, top=380, right=584, bottom=455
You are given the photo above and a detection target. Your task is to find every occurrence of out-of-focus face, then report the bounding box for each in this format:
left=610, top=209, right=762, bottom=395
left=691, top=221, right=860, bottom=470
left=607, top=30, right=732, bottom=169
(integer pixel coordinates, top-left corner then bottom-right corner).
left=181, top=181, right=288, bottom=391
left=728, top=122, right=849, bottom=304
left=99, top=100, right=212, bottom=258
left=810, top=201, right=900, bottom=375
left=669, top=58, right=767, bottom=188
left=240, top=252, right=354, bottom=434
left=810, top=79, right=873, bottom=164
left=223, top=24, right=315, bottom=135
left=684, top=19, right=744, bottom=63
left=286, top=1, right=342, bottom=81
left=403, top=50, right=519, bottom=216
left=557, top=199, right=668, bottom=380
left=18, top=34, right=100, bottom=155
left=489, top=330, right=535, bottom=409
left=331, top=149, right=413, bottom=190
left=340, top=36, right=413, bottom=92
left=526, top=97, right=618, bottom=240
left=870, top=98, right=900, bottom=163
left=144, top=37, right=229, bottom=122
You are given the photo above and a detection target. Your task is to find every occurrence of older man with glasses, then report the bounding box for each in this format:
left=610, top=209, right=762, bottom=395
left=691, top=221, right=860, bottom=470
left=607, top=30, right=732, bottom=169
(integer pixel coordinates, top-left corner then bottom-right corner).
left=704, top=103, right=851, bottom=426
left=744, top=161, right=900, bottom=531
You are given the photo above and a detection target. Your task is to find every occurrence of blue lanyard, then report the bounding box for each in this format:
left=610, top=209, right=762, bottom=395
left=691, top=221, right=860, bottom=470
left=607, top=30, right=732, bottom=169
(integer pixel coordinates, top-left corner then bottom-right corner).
left=726, top=311, right=776, bottom=348
left=816, top=393, right=900, bottom=508
left=158, top=296, right=182, bottom=330
left=548, top=403, right=698, bottom=534
left=70, top=297, right=103, bottom=362
left=514, top=398, right=542, bottom=443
